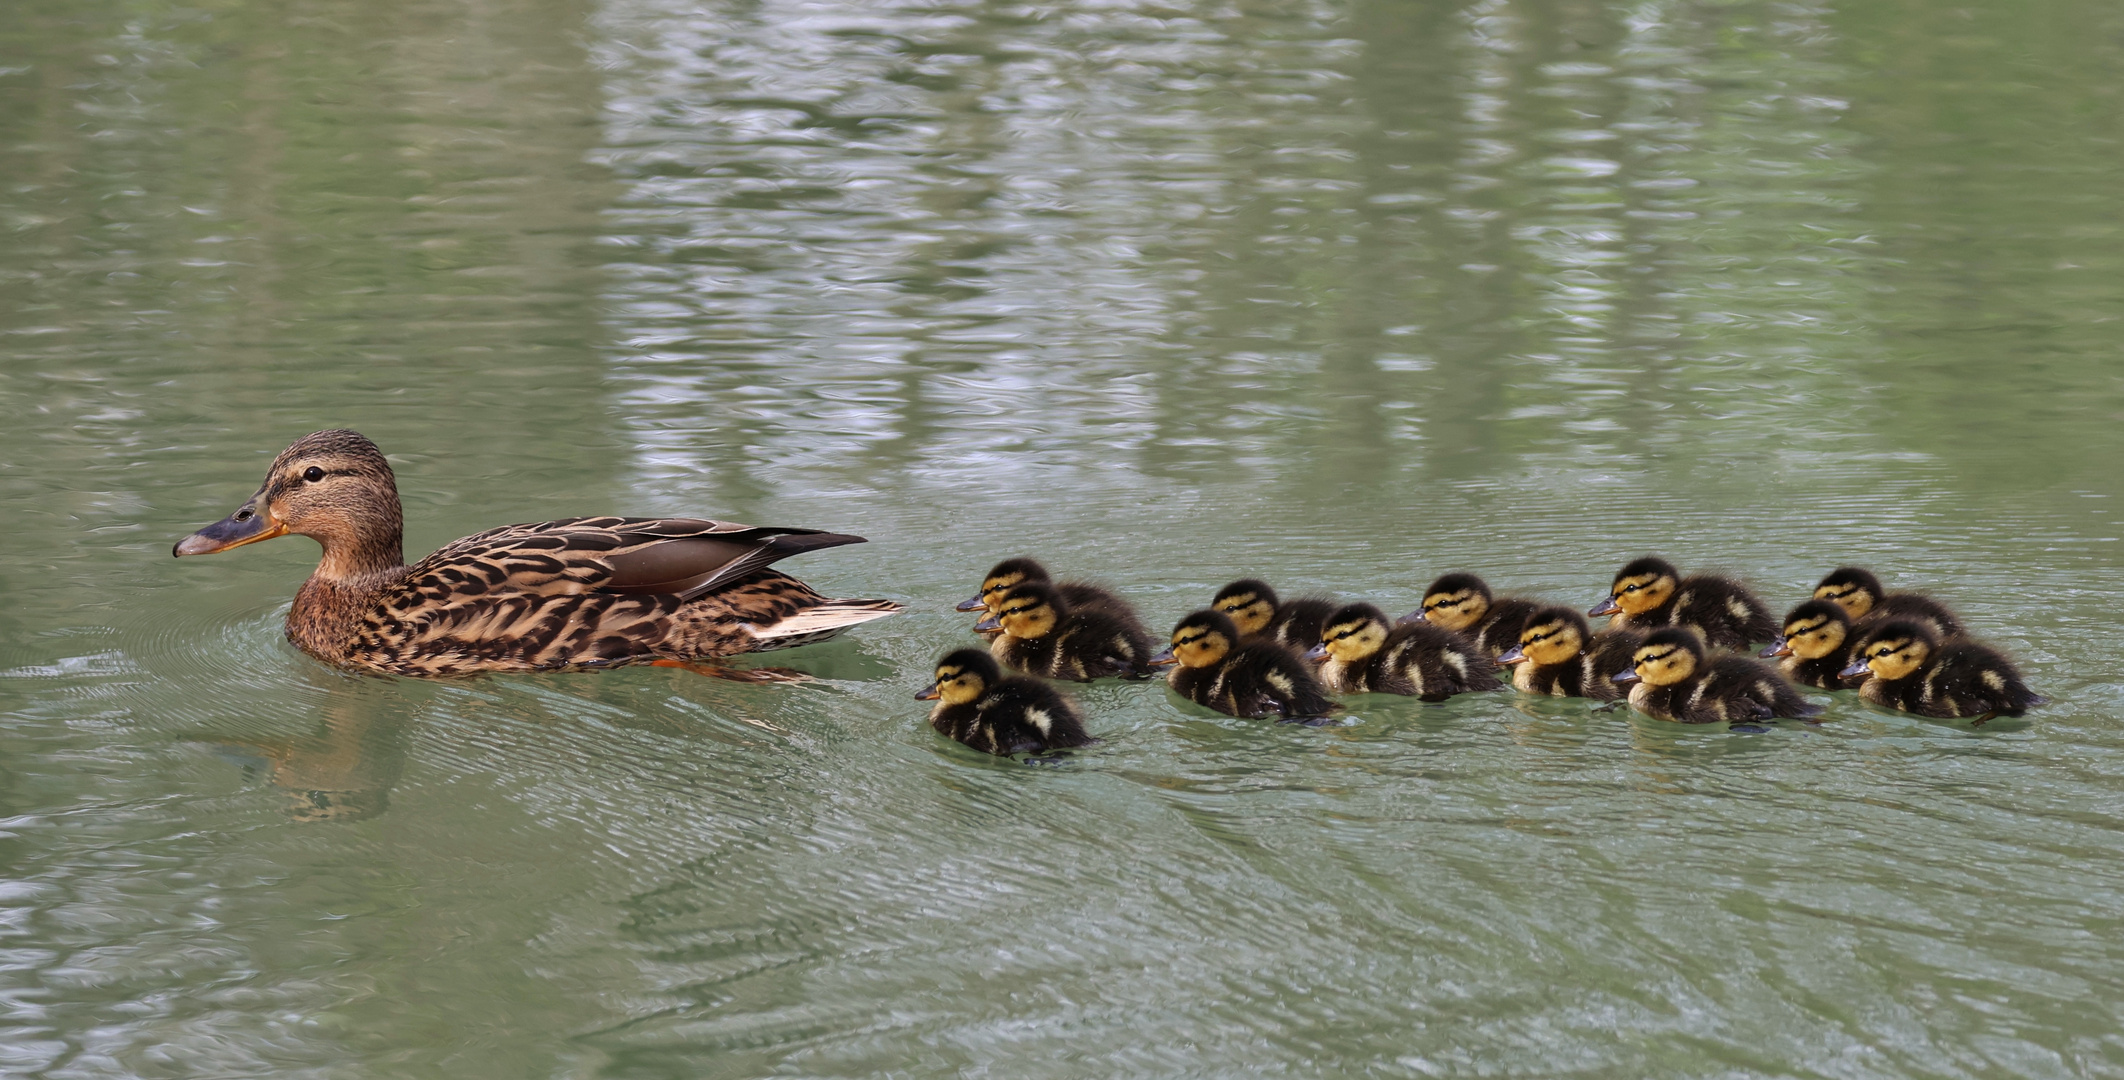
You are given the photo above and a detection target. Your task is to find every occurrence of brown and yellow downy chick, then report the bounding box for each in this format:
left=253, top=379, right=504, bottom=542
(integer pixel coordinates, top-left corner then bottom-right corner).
left=1612, top=627, right=1821, bottom=725
left=975, top=580, right=1156, bottom=681
left=1405, top=572, right=1541, bottom=658
left=1495, top=605, right=1642, bottom=700
left=1151, top=609, right=1339, bottom=724
left=1813, top=566, right=1964, bottom=639
left=1839, top=621, right=2042, bottom=724
left=916, top=648, right=1094, bottom=755
left=1210, top=579, right=1337, bottom=652
left=1304, top=603, right=1502, bottom=702
left=1589, top=556, right=1775, bottom=650
left=1759, top=599, right=1856, bottom=690
left=956, top=557, right=1130, bottom=624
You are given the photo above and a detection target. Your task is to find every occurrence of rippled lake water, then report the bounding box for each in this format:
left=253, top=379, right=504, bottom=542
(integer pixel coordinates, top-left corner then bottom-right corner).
left=5, top=0, right=2124, bottom=1075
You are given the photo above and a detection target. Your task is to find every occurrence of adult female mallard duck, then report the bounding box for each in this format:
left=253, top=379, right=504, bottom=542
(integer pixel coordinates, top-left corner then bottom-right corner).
left=173, top=430, right=900, bottom=677
left=1495, top=605, right=1641, bottom=700
left=1588, top=556, right=1775, bottom=650
left=1152, top=609, right=1339, bottom=724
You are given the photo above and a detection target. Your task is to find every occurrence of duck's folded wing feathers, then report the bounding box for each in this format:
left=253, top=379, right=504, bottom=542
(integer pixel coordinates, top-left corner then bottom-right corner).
left=414, top=516, right=865, bottom=601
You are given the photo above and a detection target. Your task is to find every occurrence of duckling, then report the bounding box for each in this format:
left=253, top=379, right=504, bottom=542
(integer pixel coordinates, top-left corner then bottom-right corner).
left=916, top=648, right=1094, bottom=755
left=956, top=557, right=1130, bottom=622
left=1495, top=605, right=1642, bottom=700
left=1210, top=579, right=1337, bottom=652
left=1612, top=627, right=1821, bottom=724
left=1588, top=556, right=1775, bottom=650
left=1303, top=603, right=1501, bottom=701
left=976, top=580, right=1156, bottom=681
left=1759, top=599, right=1856, bottom=690
left=1839, top=620, right=2041, bottom=723
left=1406, top=572, right=1542, bottom=658
left=1151, top=609, right=1339, bottom=723
left=1813, top=566, right=1964, bottom=639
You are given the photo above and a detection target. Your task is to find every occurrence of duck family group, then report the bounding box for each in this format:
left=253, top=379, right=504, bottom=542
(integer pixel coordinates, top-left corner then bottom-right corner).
left=918, top=557, right=2044, bottom=757
left=172, top=432, right=2044, bottom=758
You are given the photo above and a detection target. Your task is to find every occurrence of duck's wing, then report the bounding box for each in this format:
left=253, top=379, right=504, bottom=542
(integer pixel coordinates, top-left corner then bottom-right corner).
left=413, top=516, right=865, bottom=601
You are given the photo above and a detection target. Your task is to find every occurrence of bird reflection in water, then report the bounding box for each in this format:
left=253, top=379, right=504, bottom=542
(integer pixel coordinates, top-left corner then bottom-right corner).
left=211, top=695, right=407, bottom=823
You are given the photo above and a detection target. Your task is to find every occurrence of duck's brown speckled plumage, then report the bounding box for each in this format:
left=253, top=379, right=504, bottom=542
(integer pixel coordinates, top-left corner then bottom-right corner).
left=178, top=431, right=899, bottom=676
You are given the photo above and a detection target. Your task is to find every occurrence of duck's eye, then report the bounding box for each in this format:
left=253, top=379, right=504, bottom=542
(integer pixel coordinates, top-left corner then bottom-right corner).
left=303, top=466, right=325, bottom=483
left=1622, top=584, right=1639, bottom=593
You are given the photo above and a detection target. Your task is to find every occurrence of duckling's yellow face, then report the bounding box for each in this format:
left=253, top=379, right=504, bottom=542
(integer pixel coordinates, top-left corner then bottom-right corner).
left=1814, top=581, right=1876, bottom=619
left=1213, top=591, right=1273, bottom=637
left=1630, top=640, right=1697, bottom=687
left=1781, top=612, right=1848, bottom=661
left=1169, top=623, right=1232, bottom=669
left=1320, top=615, right=1387, bottom=664
left=1611, top=571, right=1675, bottom=616
left=1854, top=634, right=1928, bottom=681
left=976, top=570, right=1030, bottom=614
left=995, top=593, right=1058, bottom=639
left=1420, top=588, right=1488, bottom=633
left=929, top=662, right=988, bottom=706
left=1517, top=618, right=1584, bottom=668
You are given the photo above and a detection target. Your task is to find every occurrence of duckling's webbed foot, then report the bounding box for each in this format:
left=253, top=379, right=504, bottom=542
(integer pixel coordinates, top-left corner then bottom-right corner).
left=1277, top=715, right=1339, bottom=727
left=1970, top=711, right=1998, bottom=727
left=1591, top=702, right=1624, bottom=714
left=649, top=659, right=814, bottom=684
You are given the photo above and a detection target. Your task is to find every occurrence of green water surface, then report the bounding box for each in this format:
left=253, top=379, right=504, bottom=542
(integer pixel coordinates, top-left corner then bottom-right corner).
left=4, top=0, right=2123, bottom=1076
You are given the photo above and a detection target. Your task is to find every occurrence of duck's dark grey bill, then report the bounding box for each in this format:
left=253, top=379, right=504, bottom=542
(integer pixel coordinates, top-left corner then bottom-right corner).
left=1496, top=644, right=1527, bottom=666
left=954, top=595, right=987, bottom=612
left=1611, top=669, right=1641, bottom=684
left=1759, top=638, right=1792, bottom=659
left=1148, top=647, right=1177, bottom=667
left=174, top=503, right=286, bottom=557
left=1588, top=597, right=1622, bottom=617
left=1302, top=643, right=1329, bottom=662
left=1838, top=660, right=1870, bottom=679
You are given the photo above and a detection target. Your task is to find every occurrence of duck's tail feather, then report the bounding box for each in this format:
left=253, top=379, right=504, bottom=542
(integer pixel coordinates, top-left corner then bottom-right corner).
left=746, top=598, right=902, bottom=651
